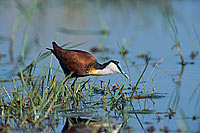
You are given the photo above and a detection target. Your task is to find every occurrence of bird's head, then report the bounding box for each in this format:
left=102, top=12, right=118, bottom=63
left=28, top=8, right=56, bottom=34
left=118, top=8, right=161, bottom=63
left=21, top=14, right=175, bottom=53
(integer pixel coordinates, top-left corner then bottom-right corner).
left=89, top=60, right=129, bottom=79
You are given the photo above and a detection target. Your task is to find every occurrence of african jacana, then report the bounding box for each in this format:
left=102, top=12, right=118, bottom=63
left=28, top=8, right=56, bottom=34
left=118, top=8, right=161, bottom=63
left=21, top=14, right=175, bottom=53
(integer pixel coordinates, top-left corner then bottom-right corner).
left=47, top=42, right=129, bottom=80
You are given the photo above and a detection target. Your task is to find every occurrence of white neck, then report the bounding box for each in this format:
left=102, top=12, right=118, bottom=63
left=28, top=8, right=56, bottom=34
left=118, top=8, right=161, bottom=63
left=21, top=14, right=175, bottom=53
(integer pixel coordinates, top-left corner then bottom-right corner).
left=96, top=62, right=121, bottom=75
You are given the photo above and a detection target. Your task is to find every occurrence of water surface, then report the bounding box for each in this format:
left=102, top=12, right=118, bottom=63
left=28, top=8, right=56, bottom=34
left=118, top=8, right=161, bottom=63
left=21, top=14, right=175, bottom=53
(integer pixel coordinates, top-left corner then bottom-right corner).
left=0, top=0, right=200, bottom=132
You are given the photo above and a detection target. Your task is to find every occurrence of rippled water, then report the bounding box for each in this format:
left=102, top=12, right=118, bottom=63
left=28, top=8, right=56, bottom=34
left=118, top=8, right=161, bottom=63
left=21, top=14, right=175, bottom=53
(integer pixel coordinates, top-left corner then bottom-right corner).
left=0, top=0, right=200, bottom=132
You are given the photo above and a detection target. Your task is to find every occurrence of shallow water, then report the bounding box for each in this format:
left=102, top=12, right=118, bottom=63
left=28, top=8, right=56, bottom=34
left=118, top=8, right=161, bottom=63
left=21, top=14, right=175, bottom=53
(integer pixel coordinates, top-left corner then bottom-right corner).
left=0, top=0, right=200, bottom=132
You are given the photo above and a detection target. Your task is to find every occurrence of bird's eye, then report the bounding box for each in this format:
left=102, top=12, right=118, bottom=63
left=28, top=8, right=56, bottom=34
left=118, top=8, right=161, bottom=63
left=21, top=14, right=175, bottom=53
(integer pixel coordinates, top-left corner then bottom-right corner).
left=115, top=61, right=119, bottom=64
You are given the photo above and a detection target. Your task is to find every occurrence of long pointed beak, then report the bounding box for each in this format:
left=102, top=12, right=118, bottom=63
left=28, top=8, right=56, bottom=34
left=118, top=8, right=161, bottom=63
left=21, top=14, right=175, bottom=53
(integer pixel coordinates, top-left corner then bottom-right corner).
left=122, top=72, right=130, bottom=80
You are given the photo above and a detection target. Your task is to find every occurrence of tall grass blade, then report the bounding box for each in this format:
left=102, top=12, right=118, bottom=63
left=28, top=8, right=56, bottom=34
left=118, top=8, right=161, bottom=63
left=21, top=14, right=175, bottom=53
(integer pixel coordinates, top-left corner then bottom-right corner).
left=2, top=87, right=11, bottom=102
left=162, top=10, right=179, bottom=44
left=193, top=25, right=200, bottom=47
left=188, top=25, right=200, bottom=50
left=21, top=1, right=39, bottom=64
left=116, top=41, right=131, bottom=82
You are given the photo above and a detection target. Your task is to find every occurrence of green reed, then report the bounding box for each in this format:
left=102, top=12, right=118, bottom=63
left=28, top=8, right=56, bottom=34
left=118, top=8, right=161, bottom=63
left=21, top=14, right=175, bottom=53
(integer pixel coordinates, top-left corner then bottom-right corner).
left=162, top=10, right=182, bottom=110
left=162, top=9, right=179, bottom=44
left=188, top=25, right=200, bottom=50
left=21, top=1, right=40, bottom=64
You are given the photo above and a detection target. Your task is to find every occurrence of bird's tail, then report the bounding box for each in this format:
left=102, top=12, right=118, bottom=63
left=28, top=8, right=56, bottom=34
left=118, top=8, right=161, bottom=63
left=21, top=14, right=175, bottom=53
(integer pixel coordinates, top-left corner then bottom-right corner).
left=52, top=41, right=62, bottom=50
left=46, top=42, right=62, bottom=55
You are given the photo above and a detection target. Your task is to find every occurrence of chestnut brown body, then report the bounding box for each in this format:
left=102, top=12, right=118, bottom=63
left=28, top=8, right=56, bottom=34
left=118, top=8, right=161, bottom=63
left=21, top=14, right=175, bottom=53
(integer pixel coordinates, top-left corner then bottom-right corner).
left=48, top=42, right=97, bottom=77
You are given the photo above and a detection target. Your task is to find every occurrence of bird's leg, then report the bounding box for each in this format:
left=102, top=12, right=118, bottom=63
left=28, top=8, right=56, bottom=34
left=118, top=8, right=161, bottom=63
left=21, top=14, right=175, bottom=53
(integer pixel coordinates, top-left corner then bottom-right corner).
left=71, top=77, right=78, bottom=92
left=63, top=77, right=69, bottom=85
left=62, top=76, right=71, bottom=97
left=80, top=78, right=90, bottom=92
left=63, top=73, right=75, bottom=96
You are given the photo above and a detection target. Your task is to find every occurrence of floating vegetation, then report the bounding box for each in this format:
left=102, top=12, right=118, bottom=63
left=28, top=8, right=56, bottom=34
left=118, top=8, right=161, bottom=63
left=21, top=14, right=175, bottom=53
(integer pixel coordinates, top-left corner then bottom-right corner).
left=0, top=51, right=6, bottom=59
left=190, top=51, right=199, bottom=60
left=127, top=109, right=154, bottom=114
left=0, top=34, right=10, bottom=42
left=131, top=94, right=165, bottom=99
left=90, top=47, right=109, bottom=53
left=59, top=27, right=109, bottom=36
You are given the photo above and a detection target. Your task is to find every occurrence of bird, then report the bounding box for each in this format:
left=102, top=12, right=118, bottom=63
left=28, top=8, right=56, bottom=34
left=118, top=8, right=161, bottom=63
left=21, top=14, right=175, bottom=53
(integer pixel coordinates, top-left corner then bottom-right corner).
left=62, top=116, right=122, bottom=133
left=46, top=42, right=129, bottom=81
